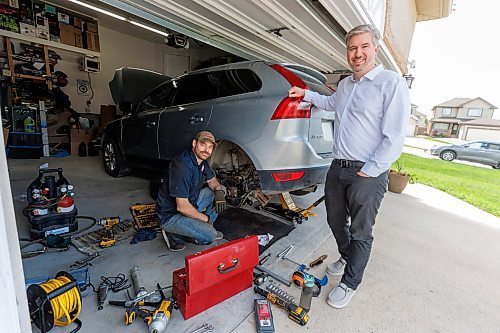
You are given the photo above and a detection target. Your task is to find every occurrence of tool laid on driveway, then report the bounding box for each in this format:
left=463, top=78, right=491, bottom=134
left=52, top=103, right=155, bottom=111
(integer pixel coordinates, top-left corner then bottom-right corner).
left=254, top=286, right=308, bottom=326
left=255, top=299, right=275, bottom=333
left=277, top=245, right=294, bottom=258
left=309, top=254, right=328, bottom=268
left=254, top=265, right=291, bottom=287
left=97, top=217, right=121, bottom=248
left=261, top=193, right=325, bottom=224
left=277, top=246, right=310, bottom=271
left=144, top=284, right=173, bottom=333
left=69, top=252, right=100, bottom=270
left=25, top=168, right=78, bottom=240
left=27, top=271, right=83, bottom=333
left=189, top=323, right=215, bottom=333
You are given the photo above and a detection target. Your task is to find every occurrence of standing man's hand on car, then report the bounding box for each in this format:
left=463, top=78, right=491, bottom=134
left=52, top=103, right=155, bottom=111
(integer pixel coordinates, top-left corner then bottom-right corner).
left=288, top=86, right=305, bottom=98
left=214, top=190, right=227, bottom=213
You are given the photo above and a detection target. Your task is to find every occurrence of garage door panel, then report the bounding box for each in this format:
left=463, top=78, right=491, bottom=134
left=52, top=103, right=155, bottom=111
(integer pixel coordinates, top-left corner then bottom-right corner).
left=465, top=127, right=500, bottom=141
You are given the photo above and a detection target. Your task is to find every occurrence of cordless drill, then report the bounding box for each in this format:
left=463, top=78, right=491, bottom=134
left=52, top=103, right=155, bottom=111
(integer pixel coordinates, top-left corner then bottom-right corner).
left=98, top=217, right=120, bottom=248
left=145, top=299, right=174, bottom=333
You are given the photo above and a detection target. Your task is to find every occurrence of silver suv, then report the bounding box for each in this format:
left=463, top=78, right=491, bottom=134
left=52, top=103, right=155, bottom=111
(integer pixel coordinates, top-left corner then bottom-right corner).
left=103, top=61, right=334, bottom=203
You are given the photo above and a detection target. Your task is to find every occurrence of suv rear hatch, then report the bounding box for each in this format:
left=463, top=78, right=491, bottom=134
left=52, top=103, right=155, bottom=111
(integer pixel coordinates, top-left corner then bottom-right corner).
left=274, top=64, right=334, bottom=158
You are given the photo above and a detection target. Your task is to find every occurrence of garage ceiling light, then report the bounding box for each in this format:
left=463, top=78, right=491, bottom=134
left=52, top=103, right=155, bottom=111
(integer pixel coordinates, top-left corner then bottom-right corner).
left=129, top=20, right=170, bottom=37
left=67, top=0, right=126, bottom=21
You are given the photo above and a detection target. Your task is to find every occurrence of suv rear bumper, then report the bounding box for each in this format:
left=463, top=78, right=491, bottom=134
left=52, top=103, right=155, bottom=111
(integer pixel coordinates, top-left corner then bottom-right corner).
left=257, top=165, right=329, bottom=193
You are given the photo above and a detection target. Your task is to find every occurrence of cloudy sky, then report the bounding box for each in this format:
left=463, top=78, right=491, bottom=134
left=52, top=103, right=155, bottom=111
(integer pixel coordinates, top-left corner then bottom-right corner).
left=409, top=0, right=499, bottom=119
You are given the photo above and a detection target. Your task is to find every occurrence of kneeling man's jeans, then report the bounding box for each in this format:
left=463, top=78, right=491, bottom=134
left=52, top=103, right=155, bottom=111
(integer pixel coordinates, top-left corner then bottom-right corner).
left=159, top=188, right=218, bottom=244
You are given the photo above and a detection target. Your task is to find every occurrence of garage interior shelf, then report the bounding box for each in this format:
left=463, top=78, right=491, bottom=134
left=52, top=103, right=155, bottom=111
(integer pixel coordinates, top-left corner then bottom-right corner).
left=0, top=29, right=100, bottom=58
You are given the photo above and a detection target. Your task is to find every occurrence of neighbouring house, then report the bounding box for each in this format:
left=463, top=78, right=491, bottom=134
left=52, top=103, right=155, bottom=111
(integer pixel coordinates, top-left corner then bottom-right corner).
left=407, top=104, right=428, bottom=136
left=428, top=97, right=500, bottom=141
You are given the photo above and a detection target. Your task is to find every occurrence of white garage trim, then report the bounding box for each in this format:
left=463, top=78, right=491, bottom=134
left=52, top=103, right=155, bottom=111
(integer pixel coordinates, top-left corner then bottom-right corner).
left=462, top=126, right=500, bottom=141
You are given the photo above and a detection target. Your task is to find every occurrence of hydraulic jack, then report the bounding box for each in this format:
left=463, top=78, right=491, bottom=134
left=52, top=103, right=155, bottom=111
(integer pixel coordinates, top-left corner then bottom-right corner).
left=260, top=193, right=325, bottom=224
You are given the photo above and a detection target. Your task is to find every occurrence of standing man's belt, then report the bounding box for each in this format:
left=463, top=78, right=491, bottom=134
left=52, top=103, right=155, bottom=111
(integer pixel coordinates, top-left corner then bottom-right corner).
left=334, top=159, right=365, bottom=168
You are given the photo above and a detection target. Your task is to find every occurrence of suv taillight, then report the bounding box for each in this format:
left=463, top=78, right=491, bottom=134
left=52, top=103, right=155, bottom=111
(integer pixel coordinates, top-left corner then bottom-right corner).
left=272, top=171, right=305, bottom=182
left=271, top=97, right=311, bottom=119
left=269, top=64, right=311, bottom=120
left=269, top=64, right=308, bottom=89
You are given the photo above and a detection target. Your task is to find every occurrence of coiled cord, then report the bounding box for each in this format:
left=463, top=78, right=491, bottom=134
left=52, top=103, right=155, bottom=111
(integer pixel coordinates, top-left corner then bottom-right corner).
left=39, top=276, right=82, bottom=327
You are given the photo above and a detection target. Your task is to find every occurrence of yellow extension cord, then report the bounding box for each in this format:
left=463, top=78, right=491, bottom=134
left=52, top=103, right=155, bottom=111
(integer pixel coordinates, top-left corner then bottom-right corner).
left=40, top=276, right=82, bottom=327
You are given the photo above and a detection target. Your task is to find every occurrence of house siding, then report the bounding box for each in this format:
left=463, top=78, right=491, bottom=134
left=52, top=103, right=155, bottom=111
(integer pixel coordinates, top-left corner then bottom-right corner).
left=434, top=106, right=459, bottom=118
left=456, top=100, right=494, bottom=119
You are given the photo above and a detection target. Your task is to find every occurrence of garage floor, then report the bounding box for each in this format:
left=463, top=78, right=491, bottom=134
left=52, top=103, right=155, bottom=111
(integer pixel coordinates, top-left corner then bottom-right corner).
left=8, top=156, right=500, bottom=332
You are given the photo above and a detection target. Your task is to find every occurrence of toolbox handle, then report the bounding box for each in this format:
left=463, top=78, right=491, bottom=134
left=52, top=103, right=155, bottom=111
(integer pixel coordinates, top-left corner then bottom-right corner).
left=217, top=258, right=239, bottom=274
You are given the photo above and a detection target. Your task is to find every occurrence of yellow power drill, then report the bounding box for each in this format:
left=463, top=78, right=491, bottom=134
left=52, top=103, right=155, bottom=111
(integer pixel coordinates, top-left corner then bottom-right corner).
left=145, top=299, right=174, bottom=333
left=98, top=217, right=120, bottom=248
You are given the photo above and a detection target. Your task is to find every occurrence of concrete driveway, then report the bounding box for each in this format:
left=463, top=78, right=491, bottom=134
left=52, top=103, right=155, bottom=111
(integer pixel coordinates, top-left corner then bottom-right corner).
left=231, top=183, right=500, bottom=333
left=10, top=157, right=500, bottom=332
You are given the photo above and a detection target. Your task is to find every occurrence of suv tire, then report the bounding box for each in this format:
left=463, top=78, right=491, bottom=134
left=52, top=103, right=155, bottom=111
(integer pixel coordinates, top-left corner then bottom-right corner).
left=103, top=135, right=131, bottom=177
left=440, top=150, right=456, bottom=161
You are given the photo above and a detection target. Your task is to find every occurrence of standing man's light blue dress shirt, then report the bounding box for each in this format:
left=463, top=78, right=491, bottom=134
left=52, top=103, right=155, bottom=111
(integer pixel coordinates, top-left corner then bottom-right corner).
left=303, top=64, right=410, bottom=177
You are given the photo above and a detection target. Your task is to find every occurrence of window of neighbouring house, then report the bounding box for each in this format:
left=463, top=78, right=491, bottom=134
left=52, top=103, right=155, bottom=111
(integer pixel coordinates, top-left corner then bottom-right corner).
left=442, top=107, right=452, bottom=116
left=467, top=108, right=483, bottom=117
left=433, top=123, right=449, bottom=130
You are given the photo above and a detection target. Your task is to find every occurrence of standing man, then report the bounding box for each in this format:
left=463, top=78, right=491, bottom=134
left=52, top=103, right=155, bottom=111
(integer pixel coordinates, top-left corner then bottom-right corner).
left=289, top=24, right=410, bottom=308
left=156, top=131, right=227, bottom=251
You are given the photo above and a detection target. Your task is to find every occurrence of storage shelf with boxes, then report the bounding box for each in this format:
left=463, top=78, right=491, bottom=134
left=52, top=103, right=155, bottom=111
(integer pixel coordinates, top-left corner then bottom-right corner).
left=1, top=0, right=102, bottom=158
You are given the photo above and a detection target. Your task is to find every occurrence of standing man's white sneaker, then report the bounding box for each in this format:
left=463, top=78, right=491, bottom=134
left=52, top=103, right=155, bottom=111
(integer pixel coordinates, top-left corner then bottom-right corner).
left=326, top=257, right=346, bottom=276
left=327, top=283, right=356, bottom=308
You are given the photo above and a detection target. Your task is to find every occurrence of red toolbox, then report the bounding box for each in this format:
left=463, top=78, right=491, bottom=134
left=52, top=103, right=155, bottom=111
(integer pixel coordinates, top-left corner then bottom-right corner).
left=172, top=235, right=259, bottom=319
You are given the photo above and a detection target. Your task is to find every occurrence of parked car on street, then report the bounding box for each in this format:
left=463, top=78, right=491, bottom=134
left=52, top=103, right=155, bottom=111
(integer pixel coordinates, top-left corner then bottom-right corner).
left=103, top=61, right=335, bottom=204
left=429, top=140, right=500, bottom=169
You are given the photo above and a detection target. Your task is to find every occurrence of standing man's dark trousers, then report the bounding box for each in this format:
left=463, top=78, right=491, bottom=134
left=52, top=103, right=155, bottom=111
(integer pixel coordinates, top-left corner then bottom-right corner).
left=325, top=161, right=388, bottom=290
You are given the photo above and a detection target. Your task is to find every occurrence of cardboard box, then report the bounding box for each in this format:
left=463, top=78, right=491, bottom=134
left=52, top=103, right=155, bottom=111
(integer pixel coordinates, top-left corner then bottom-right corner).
left=0, top=5, right=20, bottom=33
left=36, top=27, right=49, bottom=40
left=19, top=22, right=36, bottom=36
left=71, top=142, right=83, bottom=156
left=59, top=23, right=75, bottom=46
left=100, top=105, right=117, bottom=129
left=3, top=127, right=9, bottom=147
left=83, top=31, right=100, bottom=51
left=35, top=14, right=48, bottom=28
left=19, top=0, right=34, bottom=25
left=70, top=128, right=91, bottom=143
left=57, top=11, right=69, bottom=24
left=73, top=16, right=82, bottom=28
left=84, top=20, right=97, bottom=33
left=74, top=31, right=83, bottom=48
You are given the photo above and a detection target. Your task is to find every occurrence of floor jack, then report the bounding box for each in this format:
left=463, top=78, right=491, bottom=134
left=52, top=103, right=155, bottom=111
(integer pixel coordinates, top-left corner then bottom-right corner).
left=259, top=193, right=325, bottom=224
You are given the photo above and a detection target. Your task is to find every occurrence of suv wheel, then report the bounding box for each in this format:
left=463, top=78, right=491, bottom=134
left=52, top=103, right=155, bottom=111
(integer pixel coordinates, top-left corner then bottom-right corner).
left=440, top=150, right=456, bottom=161
left=103, top=136, right=131, bottom=177
left=493, top=162, right=500, bottom=170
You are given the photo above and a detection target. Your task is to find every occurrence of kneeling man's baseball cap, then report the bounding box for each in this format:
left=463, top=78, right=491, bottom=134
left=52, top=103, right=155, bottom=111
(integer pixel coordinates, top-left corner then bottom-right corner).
left=196, top=131, right=216, bottom=145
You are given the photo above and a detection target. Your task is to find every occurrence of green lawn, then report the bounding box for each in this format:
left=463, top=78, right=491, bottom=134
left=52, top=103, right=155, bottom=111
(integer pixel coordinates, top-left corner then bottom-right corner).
left=394, top=153, right=500, bottom=217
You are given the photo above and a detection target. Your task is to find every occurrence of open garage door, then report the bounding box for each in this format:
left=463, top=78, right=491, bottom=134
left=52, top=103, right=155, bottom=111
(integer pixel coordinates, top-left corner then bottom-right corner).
left=465, top=128, right=500, bottom=141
